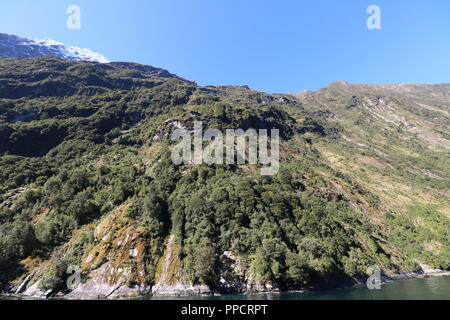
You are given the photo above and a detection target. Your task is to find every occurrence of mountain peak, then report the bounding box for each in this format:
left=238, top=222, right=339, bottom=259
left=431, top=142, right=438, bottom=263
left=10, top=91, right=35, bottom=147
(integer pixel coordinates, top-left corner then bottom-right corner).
left=330, top=80, right=350, bottom=85
left=0, top=33, right=108, bottom=63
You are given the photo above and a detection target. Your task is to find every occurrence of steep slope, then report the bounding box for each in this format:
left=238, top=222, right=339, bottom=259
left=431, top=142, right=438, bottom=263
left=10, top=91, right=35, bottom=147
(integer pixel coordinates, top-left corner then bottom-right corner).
left=293, top=81, right=449, bottom=209
left=0, top=33, right=108, bottom=63
left=0, top=58, right=448, bottom=298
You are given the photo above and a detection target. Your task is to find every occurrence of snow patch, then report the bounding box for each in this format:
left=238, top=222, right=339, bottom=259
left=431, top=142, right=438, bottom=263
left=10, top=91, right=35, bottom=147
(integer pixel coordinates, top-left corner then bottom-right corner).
left=29, top=37, right=109, bottom=63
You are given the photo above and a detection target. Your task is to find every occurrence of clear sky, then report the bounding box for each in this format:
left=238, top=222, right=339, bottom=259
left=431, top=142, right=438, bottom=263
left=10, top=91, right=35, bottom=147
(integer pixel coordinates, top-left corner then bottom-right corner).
left=0, top=0, right=449, bottom=93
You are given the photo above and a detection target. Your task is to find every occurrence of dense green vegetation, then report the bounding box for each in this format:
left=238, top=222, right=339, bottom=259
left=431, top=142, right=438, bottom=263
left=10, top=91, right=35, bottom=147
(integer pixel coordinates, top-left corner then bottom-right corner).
left=0, top=57, right=448, bottom=294
left=386, top=205, right=450, bottom=270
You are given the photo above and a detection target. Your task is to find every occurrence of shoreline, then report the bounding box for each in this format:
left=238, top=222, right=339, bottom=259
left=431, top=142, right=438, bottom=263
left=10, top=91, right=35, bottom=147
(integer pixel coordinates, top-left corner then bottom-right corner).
left=2, top=270, right=450, bottom=300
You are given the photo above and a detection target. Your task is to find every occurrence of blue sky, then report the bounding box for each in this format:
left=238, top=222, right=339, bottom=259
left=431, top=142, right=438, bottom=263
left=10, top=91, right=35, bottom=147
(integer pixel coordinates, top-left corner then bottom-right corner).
left=0, top=0, right=449, bottom=93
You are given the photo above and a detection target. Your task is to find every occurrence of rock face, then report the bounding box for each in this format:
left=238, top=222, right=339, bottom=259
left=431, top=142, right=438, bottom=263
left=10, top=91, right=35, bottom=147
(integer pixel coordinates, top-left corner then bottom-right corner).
left=12, top=203, right=153, bottom=299
left=12, top=229, right=276, bottom=298
left=65, top=263, right=152, bottom=299
left=65, top=203, right=152, bottom=299
left=0, top=33, right=108, bottom=63
left=152, top=235, right=213, bottom=296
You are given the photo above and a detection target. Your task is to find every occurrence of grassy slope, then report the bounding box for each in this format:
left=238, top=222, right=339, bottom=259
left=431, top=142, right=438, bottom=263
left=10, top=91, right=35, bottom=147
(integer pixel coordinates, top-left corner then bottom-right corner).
left=293, top=81, right=450, bottom=270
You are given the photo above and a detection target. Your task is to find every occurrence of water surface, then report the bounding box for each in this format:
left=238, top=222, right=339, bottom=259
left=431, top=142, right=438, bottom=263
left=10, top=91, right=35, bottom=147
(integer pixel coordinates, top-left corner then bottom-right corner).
left=2, top=275, right=449, bottom=300
left=148, top=276, right=450, bottom=300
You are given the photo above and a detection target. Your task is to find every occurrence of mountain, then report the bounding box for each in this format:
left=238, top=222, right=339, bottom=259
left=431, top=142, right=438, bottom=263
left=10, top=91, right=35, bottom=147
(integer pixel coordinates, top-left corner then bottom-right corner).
left=0, top=57, right=448, bottom=298
left=0, top=33, right=108, bottom=63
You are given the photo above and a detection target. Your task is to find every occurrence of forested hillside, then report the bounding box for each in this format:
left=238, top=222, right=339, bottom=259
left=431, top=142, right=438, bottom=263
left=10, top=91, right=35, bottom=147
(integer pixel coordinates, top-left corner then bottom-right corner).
left=0, top=57, right=448, bottom=298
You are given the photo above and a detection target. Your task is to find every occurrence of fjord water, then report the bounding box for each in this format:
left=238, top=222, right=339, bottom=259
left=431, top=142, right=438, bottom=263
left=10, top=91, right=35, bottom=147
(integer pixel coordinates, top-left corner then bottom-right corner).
left=1, top=276, right=449, bottom=300
left=149, top=276, right=450, bottom=300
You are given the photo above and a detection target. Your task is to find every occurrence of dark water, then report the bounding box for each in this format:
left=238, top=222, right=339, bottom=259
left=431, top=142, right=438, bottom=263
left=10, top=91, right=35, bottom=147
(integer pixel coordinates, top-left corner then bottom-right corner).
left=2, top=275, right=449, bottom=300
left=149, top=276, right=450, bottom=300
